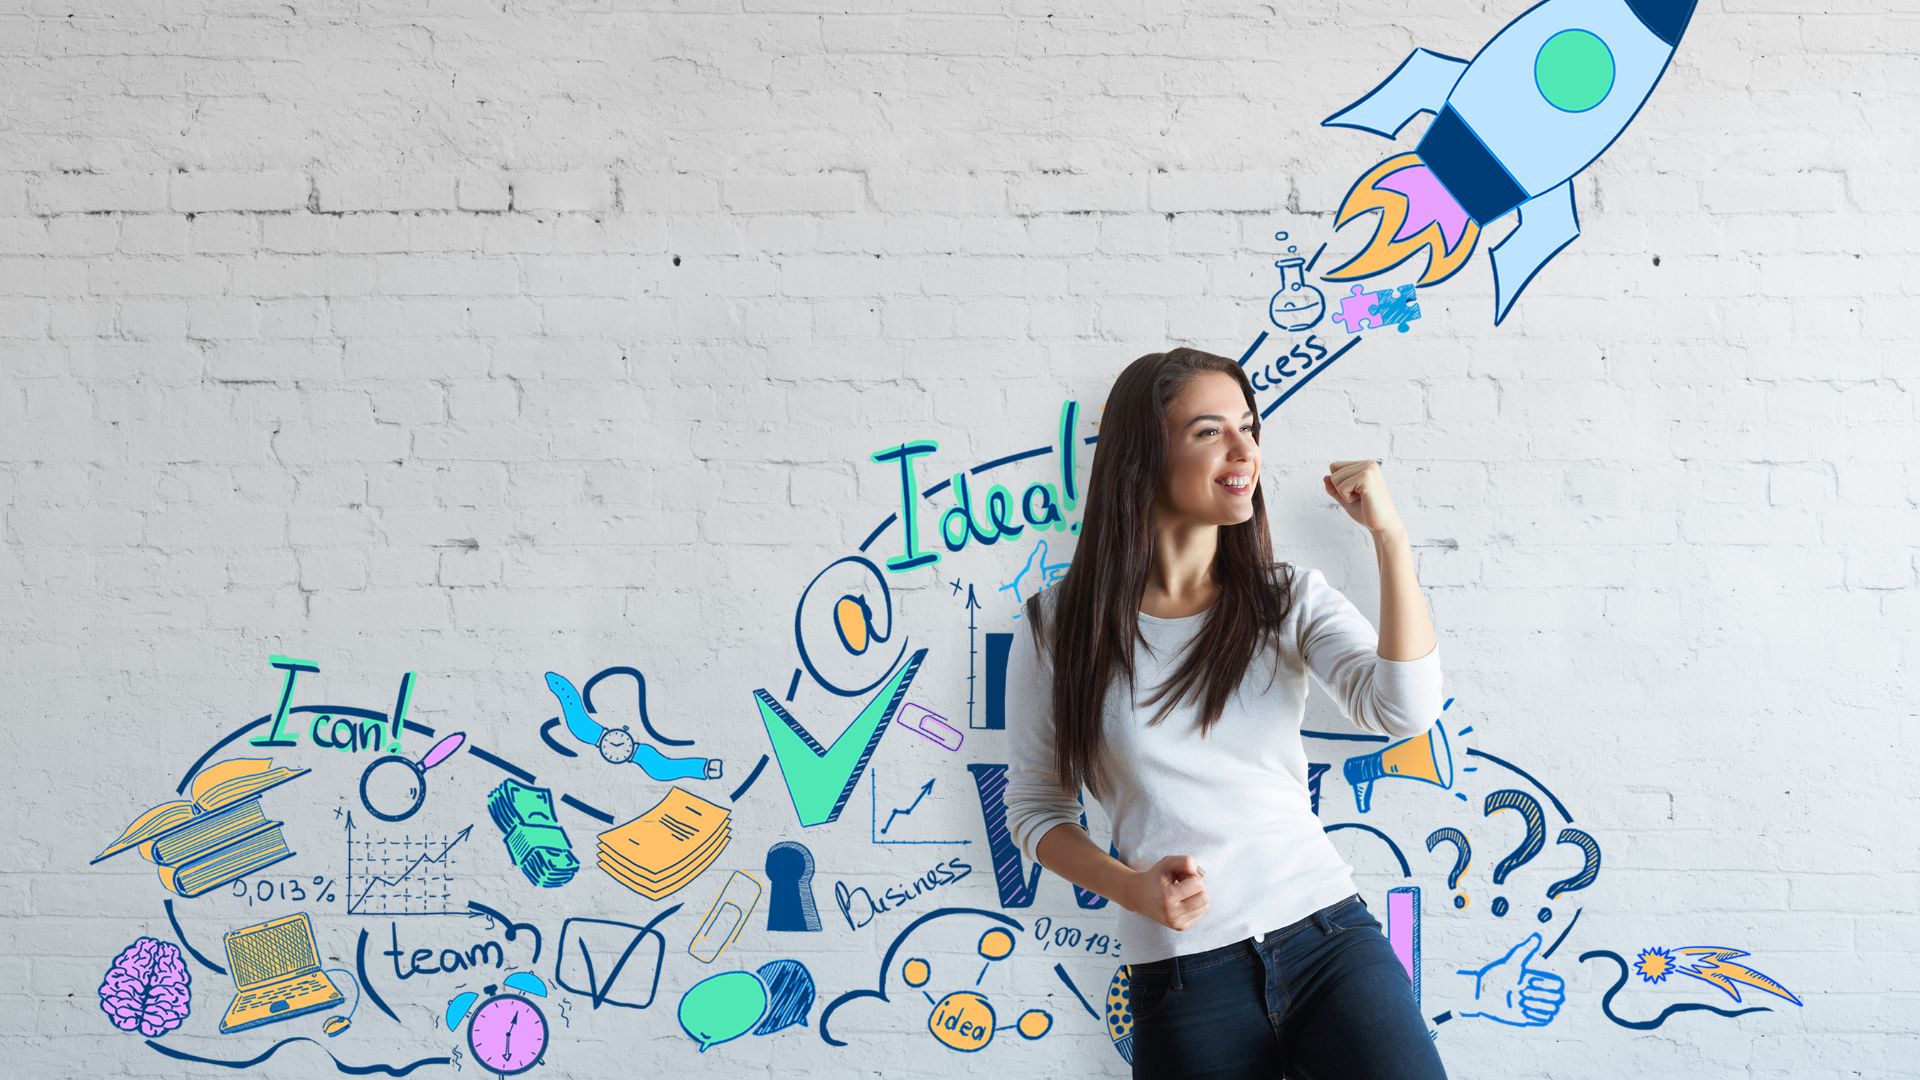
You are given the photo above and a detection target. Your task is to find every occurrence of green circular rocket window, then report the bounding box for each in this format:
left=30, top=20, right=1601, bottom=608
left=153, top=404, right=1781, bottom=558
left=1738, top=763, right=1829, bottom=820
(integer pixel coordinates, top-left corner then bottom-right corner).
left=1535, top=29, right=1614, bottom=112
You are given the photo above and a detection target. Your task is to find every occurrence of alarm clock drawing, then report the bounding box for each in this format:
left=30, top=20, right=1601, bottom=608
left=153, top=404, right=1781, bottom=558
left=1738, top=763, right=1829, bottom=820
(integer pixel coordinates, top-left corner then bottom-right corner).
left=447, top=971, right=550, bottom=1077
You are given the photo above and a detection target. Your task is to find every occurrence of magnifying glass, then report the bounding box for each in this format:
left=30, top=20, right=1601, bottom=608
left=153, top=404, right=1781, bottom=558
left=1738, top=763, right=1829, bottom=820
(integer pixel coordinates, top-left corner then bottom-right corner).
left=359, top=731, right=466, bottom=823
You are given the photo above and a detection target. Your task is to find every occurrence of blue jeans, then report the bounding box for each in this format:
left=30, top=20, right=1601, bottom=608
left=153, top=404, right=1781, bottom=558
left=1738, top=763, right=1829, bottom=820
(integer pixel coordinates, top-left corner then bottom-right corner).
left=1126, top=894, right=1449, bottom=1080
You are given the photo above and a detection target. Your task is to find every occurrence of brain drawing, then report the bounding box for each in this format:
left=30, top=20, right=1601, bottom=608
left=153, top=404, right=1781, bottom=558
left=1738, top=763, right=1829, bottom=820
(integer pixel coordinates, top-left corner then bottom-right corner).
left=98, top=937, right=193, bottom=1037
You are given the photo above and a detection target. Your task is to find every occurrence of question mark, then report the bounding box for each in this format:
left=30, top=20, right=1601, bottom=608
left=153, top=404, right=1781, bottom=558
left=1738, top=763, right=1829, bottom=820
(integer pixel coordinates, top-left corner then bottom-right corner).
left=1483, top=789, right=1547, bottom=918
left=1425, top=827, right=1472, bottom=909
left=1544, top=828, right=1602, bottom=916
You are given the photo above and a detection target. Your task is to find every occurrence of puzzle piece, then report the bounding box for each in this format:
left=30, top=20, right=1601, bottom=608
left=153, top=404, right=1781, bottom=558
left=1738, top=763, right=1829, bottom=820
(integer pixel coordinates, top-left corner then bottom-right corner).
left=1368, top=284, right=1422, bottom=333
left=1331, top=284, right=1382, bottom=333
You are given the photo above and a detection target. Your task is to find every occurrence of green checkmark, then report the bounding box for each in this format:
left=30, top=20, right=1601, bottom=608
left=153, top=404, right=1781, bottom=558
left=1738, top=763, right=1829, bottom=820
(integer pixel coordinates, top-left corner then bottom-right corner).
left=754, top=649, right=926, bottom=828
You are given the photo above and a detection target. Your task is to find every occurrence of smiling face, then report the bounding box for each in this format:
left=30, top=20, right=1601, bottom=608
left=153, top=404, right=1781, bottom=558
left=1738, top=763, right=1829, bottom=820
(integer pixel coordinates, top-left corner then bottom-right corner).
left=1157, top=371, right=1261, bottom=528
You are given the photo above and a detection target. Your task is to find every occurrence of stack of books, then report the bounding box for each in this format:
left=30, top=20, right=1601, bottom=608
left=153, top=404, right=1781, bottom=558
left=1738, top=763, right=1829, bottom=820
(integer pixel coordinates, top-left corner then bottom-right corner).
left=597, top=787, right=731, bottom=900
left=93, top=758, right=307, bottom=897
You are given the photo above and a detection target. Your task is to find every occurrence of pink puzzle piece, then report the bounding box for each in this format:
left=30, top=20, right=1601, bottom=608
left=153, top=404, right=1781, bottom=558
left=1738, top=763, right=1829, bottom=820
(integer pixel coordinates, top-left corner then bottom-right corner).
left=1331, top=284, right=1382, bottom=333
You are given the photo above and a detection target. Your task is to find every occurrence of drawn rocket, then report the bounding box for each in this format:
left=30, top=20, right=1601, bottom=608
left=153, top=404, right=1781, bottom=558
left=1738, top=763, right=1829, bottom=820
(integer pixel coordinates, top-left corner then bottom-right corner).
left=1322, top=0, right=1698, bottom=324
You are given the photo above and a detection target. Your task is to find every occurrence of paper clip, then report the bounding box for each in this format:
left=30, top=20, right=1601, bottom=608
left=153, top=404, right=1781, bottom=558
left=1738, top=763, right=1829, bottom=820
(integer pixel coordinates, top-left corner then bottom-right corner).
left=896, top=703, right=964, bottom=752
left=688, top=871, right=761, bottom=964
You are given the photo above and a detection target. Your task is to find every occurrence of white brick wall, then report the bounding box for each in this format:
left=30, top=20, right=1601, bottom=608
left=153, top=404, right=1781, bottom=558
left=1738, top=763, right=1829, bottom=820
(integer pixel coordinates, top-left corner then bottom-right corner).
left=3, top=1, right=1916, bottom=1077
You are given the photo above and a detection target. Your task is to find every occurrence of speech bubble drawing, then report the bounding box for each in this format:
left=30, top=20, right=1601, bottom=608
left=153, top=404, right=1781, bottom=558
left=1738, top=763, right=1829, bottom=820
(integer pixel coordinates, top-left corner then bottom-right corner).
left=678, top=970, right=767, bottom=1053
left=752, top=960, right=816, bottom=1036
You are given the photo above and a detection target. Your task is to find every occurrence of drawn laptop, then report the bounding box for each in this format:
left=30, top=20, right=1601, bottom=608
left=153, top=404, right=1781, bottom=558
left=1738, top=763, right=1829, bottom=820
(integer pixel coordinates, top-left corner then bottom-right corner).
left=218, top=912, right=344, bottom=1033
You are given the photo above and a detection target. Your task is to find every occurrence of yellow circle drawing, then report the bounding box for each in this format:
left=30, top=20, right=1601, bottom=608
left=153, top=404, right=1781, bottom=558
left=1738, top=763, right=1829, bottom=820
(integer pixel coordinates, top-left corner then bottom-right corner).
left=902, top=957, right=931, bottom=987
left=929, top=991, right=996, bottom=1052
left=1016, top=1009, right=1052, bottom=1040
left=977, top=928, right=1015, bottom=961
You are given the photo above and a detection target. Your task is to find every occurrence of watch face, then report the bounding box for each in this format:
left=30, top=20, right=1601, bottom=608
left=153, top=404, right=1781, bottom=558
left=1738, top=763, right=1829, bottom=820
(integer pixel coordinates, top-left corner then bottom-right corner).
left=597, top=727, right=636, bottom=765
left=467, top=996, right=547, bottom=1076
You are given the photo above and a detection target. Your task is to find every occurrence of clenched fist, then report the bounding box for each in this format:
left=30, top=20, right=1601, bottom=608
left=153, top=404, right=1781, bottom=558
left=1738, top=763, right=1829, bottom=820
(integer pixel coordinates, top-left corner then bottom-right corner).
left=1122, top=855, right=1210, bottom=932
left=1323, top=459, right=1404, bottom=537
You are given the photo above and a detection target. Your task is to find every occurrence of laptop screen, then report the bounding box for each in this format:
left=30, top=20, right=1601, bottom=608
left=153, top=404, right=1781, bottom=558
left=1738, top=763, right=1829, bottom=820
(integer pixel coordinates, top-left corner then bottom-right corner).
left=226, top=915, right=320, bottom=989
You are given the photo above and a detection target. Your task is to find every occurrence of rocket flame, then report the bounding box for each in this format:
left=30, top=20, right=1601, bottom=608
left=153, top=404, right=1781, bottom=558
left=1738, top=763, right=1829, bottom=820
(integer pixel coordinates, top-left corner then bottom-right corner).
left=1325, top=153, right=1480, bottom=287
left=1666, top=947, right=1803, bottom=1006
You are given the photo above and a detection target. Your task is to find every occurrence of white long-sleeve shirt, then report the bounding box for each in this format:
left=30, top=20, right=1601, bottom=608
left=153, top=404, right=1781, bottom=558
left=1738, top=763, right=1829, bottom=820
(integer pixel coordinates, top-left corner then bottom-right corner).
left=1004, top=564, right=1444, bottom=963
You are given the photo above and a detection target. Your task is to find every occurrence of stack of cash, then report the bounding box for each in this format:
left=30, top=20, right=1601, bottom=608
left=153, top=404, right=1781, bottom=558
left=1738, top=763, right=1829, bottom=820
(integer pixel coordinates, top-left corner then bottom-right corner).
left=487, top=779, right=579, bottom=888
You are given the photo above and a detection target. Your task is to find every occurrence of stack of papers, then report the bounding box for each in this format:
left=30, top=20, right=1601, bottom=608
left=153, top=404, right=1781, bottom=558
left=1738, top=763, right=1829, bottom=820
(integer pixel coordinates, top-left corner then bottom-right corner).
left=596, top=787, right=731, bottom=900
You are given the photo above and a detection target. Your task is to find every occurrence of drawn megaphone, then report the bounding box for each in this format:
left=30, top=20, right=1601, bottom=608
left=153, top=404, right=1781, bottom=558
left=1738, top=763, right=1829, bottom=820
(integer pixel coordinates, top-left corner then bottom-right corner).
left=1343, top=722, right=1452, bottom=813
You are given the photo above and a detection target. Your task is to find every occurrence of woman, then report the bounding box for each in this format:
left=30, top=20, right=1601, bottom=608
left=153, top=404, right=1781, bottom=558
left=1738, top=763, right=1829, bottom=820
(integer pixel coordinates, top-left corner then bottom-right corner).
left=1005, top=348, right=1450, bottom=1079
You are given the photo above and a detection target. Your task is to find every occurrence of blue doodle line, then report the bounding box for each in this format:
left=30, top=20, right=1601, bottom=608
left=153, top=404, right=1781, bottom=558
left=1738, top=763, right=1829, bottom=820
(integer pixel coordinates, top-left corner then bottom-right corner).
left=560, top=794, right=613, bottom=824
left=1302, top=728, right=1391, bottom=743
left=465, top=900, right=544, bottom=965
left=353, top=929, right=401, bottom=1023
left=582, top=665, right=695, bottom=747
left=143, top=1037, right=449, bottom=1076
left=1542, top=907, right=1582, bottom=960
left=1260, top=337, right=1361, bottom=419
left=1579, top=950, right=1771, bottom=1030
left=818, top=906, right=1026, bottom=1047
left=857, top=516, right=893, bottom=554
left=970, top=445, right=1052, bottom=475
left=465, top=743, right=535, bottom=784
left=729, top=753, right=769, bottom=803
left=163, top=897, right=225, bottom=975
left=1464, top=748, right=1573, bottom=823
left=1053, top=963, right=1100, bottom=1021
left=1306, top=241, right=1328, bottom=272
left=1237, top=330, right=1269, bottom=366
left=1324, top=822, right=1412, bottom=877
left=538, top=718, right=577, bottom=757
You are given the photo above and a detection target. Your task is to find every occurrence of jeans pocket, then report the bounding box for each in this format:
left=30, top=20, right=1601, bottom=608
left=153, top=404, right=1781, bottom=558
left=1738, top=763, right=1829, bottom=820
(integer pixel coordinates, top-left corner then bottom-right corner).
left=1123, top=966, right=1181, bottom=1026
left=1326, top=896, right=1382, bottom=937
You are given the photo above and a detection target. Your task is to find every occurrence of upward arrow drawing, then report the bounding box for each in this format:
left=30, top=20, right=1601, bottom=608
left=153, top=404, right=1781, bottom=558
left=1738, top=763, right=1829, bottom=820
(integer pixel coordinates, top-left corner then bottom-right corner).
left=965, top=585, right=981, bottom=728
left=880, top=778, right=936, bottom=836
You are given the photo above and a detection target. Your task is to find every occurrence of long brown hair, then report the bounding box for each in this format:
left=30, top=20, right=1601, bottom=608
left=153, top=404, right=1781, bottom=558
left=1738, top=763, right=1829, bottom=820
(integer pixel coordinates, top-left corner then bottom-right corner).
left=1026, top=347, right=1296, bottom=798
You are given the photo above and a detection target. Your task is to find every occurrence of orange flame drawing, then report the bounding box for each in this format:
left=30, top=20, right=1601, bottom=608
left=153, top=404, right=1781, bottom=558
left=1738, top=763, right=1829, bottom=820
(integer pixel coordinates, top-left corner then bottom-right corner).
left=1325, top=152, right=1481, bottom=287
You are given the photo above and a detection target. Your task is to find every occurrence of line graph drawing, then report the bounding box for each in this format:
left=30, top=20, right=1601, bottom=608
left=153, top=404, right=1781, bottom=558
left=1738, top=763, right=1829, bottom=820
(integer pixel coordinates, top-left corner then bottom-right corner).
left=343, top=812, right=472, bottom=916
left=881, top=778, right=935, bottom=836
left=869, top=771, right=970, bottom=846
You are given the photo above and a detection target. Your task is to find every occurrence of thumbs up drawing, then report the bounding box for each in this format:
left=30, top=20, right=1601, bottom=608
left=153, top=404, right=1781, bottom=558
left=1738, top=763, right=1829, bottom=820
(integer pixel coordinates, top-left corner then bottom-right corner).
left=1455, top=933, right=1565, bottom=1027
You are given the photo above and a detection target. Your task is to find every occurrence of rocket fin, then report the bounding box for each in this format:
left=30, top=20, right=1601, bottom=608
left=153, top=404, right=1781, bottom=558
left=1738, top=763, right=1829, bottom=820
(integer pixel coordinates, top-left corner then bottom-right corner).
left=1489, top=179, right=1580, bottom=326
left=1322, top=49, right=1469, bottom=139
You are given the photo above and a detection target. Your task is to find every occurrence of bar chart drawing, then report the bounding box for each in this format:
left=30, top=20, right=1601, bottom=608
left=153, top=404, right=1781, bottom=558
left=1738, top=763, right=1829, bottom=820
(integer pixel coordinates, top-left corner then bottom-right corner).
left=1387, top=885, right=1423, bottom=1007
